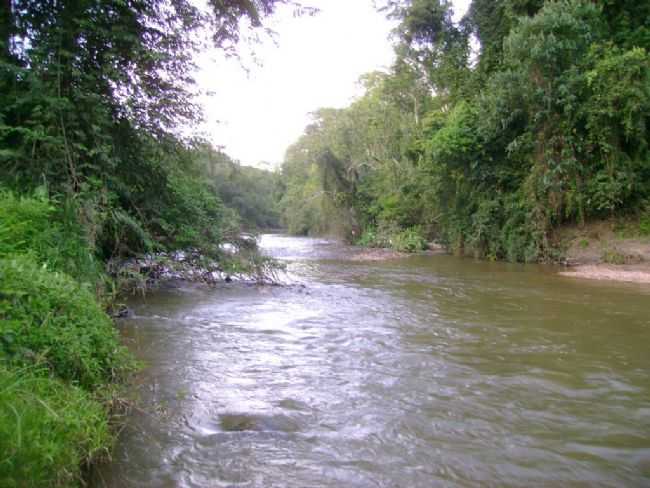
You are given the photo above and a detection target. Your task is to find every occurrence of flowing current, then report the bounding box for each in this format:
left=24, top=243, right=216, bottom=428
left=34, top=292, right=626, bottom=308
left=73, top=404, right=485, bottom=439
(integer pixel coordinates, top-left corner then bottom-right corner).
left=93, top=235, right=650, bottom=487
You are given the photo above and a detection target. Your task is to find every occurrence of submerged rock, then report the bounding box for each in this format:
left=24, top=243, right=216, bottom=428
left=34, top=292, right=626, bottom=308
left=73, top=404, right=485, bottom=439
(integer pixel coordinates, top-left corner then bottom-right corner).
left=109, top=305, right=133, bottom=319
left=218, top=413, right=301, bottom=433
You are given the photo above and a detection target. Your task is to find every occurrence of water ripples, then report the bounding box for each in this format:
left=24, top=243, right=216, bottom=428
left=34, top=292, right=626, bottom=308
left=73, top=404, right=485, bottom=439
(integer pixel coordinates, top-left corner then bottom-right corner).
left=95, top=236, right=650, bottom=487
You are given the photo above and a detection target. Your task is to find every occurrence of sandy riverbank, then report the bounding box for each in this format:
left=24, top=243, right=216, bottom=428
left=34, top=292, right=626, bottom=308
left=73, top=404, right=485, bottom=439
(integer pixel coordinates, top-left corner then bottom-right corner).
left=557, top=221, right=650, bottom=284
left=349, top=249, right=408, bottom=261
left=559, top=264, right=650, bottom=284
left=344, top=226, right=650, bottom=284
left=348, top=243, right=447, bottom=262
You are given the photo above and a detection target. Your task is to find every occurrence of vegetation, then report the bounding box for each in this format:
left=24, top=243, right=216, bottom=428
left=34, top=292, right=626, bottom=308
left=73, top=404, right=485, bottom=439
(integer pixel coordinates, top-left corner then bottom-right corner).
left=0, top=0, right=291, bottom=485
left=277, top=0, right=650, bottom=260
left=0, top=254, right=131, bottom=389
left=0, top=190, right=103, bottom=284
left=0, top=367, right=111, bottom=488
left=1, top=0, right=287, bottom=264
left=1, top=0, right=648, bottom=483
left=197, top=145, right=281, bottom=231
left=0, top=196, right=132, bottom=486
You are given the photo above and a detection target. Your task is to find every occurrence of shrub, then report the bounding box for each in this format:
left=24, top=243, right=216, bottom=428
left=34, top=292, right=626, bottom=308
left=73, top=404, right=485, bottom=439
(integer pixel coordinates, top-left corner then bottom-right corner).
left=356, top=227, right=383, bottom=248
left=0, top=256, right=131, bottom=390
left=601, top=247, right=626, bottom=265
left=154, top=167, right=226, bottom=257
left=0, top=191, right=102, bottom=285
left=0, top=367, right=111, bottom=488
left=390, top=227, right=428, bottom=253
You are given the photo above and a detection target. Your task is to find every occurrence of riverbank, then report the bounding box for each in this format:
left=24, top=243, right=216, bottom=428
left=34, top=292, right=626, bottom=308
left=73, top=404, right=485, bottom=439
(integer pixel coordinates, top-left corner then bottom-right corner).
left=0, top=193, right=136, bottom=487
left=329, top=224, right=650, bottom=283
left=349, top=224, right=650, bottom=284
left=349, top=246, right=448, bottom=262
left=0, top=191, right=280, bottom=486
left=0, top=257, right=135, bottom=488
left=559, top=264, right=650, bottom=283
left=556, top=220, right=650, bottom=284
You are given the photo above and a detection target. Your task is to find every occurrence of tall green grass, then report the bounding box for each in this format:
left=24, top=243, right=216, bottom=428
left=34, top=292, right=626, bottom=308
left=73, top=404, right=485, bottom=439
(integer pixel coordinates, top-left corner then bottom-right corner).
left=0, top=255, right=131, bottom=389
left=0, top=190, right=103, bottom=285
left=0, top=190, right=134, bottom=487
left=0, top=367, right=111, bottom=488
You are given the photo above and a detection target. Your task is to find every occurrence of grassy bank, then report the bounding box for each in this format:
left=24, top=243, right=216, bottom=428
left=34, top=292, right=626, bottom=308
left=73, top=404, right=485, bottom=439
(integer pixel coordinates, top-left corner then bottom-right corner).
left=0, top=192, right=134, bottom=487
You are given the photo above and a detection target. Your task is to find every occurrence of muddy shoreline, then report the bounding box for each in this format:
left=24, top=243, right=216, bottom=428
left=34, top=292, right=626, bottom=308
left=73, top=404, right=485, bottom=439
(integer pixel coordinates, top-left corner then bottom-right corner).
left=349, top=242, right=650, bottom=284
left=559, top=263, right=650, bottom=284
left=557, top=222, right=650, bottom=284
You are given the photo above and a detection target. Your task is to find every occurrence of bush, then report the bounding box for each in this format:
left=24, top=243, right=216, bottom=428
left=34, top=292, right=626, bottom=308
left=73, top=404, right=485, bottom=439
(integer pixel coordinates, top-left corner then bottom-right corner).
left=390, top=227, right=428, bottom=253
left=355, top=227, right=384, bottom=248
left=0, top=367, right=111, bottom=488
left=0, top=191, right=102, bottom=285
left=0, top=256, right=131, bottom=390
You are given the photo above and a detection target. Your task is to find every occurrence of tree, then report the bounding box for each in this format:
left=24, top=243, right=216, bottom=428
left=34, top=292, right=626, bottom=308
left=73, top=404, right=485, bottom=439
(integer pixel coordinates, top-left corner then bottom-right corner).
left=379, top=0, right=471, bottom=100
left=466, top=0, right=543, bottom=75
left=0, top=0, right=304, bottom=260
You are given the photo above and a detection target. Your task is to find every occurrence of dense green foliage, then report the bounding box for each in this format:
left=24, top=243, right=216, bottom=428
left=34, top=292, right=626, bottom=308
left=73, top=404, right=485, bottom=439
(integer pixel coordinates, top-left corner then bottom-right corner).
left=0, top=255, right=131, bottom=389
left=278, top=0, right=650, bottom=260
left=0, top=191, right=102, bottom=283
left=1, top=0, right=286, bottom=263
left=0, top=368, right=111, bottom=488
left=0, top=192, right=133, bottom=487
left=197, top=146, right=281, bottom=230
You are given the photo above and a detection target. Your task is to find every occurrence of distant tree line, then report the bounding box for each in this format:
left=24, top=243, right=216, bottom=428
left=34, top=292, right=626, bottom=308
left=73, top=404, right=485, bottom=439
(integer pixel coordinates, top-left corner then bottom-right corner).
left=277, top=0, right=650, bottom=260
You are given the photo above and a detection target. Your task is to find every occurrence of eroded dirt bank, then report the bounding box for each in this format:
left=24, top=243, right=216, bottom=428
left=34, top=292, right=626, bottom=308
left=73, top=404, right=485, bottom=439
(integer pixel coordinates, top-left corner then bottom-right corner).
left=557, top=221, right=650, bottom=284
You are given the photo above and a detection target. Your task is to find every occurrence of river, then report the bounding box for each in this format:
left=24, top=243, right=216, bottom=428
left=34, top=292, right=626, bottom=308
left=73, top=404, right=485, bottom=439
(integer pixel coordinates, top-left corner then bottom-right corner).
left=93, top=235, right=650, bottom=487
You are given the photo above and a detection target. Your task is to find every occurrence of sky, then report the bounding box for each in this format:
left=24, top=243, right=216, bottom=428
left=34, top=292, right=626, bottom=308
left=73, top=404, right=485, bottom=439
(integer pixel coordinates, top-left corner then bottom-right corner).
left=196, top=0, right=471, bottom=168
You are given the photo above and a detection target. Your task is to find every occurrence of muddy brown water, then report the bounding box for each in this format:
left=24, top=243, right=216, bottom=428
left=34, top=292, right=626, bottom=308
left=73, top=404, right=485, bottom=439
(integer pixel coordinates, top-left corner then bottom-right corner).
left=92, top=235, right=650, bottom=487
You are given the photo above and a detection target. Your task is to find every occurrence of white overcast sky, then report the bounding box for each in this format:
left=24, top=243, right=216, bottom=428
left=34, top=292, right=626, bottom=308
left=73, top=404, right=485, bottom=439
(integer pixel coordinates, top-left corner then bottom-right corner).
left=196, top=0, right=471, bottom=168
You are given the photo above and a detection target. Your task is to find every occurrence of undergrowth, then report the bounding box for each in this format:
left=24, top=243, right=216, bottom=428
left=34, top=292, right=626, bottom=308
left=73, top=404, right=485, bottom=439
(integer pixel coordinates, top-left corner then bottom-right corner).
left=0, top=256, right=132, bottom=389
left=0, top=190, right=134, bottom=487
left=0, top=190, right=103, bottom=286
left=0, top=188, right=278, bottom=487
left=0, top=367, right=111, bottom=488
left=356, top=225, right=428, bottom=253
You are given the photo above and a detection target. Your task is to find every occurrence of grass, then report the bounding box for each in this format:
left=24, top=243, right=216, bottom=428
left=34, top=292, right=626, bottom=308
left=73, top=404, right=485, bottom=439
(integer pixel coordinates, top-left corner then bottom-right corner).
left=0, top=255, right=132, bottom=390
left=0, top=367, right=111, bottom=488
left=390, top=227, right=428, bottom=253
left=601, top=247, right=628, bottom=265
left=639, top=212, right=650, bottom=237
left=0, top=190, right=135, bottom=487
left=0, top=190, right=103, bottom=286
left=612, top=210, right=650, bottom=239
left=356, top=224, right=428, bottom=253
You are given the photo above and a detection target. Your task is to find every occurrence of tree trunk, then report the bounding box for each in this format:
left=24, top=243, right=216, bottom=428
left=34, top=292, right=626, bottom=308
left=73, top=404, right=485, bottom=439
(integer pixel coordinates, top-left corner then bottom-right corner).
left=0, top=0, right=12, bottom=59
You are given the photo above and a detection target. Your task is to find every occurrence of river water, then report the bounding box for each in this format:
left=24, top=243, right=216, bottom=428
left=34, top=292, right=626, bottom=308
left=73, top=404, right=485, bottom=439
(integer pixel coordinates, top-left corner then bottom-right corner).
left=93, top=235, right=650, bottom=487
